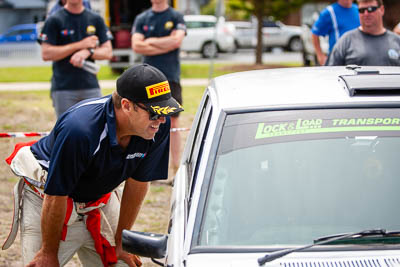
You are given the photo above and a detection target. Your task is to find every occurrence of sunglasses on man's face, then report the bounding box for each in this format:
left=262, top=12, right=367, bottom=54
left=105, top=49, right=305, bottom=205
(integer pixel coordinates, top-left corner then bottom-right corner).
left=358, top=5, right=380, bottom=14
left=135, top=103, right=162, bottom=121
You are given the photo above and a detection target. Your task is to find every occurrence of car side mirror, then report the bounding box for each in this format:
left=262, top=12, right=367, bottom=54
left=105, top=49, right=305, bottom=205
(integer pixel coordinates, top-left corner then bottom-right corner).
left=122, top=230, right=168, bottom=259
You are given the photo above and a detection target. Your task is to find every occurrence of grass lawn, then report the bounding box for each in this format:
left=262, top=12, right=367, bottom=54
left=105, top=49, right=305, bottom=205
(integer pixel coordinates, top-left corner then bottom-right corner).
left=0, top=62, right=299, bottom=82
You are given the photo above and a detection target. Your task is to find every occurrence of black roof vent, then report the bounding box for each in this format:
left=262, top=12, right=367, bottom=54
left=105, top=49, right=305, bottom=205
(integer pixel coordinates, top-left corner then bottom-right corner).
left=339, top=67, right=400, bottom=96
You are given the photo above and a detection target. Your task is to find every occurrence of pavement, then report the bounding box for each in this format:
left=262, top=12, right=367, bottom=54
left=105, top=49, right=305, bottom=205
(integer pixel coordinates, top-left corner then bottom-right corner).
left=0, top=78, right=209, bottom=91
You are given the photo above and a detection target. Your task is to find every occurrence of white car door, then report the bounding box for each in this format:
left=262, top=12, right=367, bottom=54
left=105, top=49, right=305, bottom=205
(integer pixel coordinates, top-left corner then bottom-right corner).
left=182, top=21, right=214, bottom=52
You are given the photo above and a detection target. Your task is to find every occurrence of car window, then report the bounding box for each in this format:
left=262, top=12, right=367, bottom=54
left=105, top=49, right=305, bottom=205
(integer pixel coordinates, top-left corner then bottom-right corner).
left=187, top=95, right=212, bottom=202
left=197, top=108, right=400, bottom=247
left=186, top=21, right=215, bottom=29
left=263, top=20, right=279, bottom=28
left=5, top=29, right=33, bottom=37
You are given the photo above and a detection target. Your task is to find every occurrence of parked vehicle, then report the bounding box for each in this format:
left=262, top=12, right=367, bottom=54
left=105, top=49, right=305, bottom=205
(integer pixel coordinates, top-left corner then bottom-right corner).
left=123, top=65, right=400, bottom=267
left=260, top=19, right=303, bottom=51
left=229, top=20, right=254, bottom=49
left=300, top=3, right=329, bottom=66
left=181, top=15, right=236, bottom=58
left=0, top=24, right=39, bottom=43
left=229, top=19, right=303, bottom=52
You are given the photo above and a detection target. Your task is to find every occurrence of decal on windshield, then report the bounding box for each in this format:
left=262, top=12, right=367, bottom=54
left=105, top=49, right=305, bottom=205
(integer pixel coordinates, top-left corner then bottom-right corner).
left=255, top=117, right=400, bottom=139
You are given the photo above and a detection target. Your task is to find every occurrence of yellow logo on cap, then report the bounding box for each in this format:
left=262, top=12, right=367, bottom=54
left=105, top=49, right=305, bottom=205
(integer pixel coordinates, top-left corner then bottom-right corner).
left=150, top=106, right=177, bottom=115
left=165, top=21, right=174, bottom=30
left=146, top=81, right=170, bottom=99
left=86, top=25, right=96, bottom=35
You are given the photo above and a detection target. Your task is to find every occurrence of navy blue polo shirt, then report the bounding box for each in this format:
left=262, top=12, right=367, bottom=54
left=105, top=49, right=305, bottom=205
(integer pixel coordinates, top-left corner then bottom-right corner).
left=30, top=95, right=170, bottom=203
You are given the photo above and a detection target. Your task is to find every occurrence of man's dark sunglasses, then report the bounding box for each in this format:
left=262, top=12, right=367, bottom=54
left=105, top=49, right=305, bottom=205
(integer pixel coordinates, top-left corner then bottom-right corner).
left=135, top=103, right=162, bottom=121
left=358, top=5, right=380, bottom=13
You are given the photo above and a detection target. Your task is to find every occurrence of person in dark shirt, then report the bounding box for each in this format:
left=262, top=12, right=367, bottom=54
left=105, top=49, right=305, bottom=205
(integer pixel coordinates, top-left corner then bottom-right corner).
left=48, top=0, right=92, bottom=17
left=6, top=64, right=183, bottom=267
left=131, top=0, right=186, bottom=172
left=39, top=0, right=112, bottom=118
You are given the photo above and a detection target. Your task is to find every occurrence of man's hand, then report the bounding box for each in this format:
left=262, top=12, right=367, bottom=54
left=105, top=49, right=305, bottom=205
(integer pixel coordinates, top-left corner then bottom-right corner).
left=70, top=49, right=91, bottom=68
left=115, top=244, right=142, bottom=267
left=79, top=35, right=99, bottom=50
left=25, top=248, right=60, bottom=267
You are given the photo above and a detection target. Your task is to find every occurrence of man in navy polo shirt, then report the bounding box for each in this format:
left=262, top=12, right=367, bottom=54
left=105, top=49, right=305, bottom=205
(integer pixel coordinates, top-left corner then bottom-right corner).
left=7, top=64, right=183, bottom=266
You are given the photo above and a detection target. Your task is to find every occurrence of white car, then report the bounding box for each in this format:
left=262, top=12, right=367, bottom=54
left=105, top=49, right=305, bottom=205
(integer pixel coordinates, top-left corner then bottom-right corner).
left=181, top=15, right=236, bottom=58
left=123, top=65, right=400, bottom=267
left=259, top=19, right=303, bottom=51
left=229, top=19, right=303, bottom=52
left=229, top=21, right=254, bottom=49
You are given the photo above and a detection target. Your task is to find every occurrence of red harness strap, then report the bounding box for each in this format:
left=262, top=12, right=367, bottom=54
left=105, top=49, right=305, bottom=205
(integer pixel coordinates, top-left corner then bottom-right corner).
left=85, top=194, right=117, bottom=266
left=63, top=193, right=117, bottom=267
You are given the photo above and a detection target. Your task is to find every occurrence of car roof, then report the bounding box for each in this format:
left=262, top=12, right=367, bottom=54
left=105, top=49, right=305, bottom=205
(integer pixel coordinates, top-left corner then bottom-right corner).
left=210, top=66, right=400, bottom=111
left=8, top=24, right=37, bottom=30
left=228, top=21, right=252, bottom=27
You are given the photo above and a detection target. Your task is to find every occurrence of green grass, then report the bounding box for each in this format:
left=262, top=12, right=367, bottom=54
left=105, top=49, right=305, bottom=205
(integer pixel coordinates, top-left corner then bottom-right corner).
left=0, top=62, right=299, bottom=82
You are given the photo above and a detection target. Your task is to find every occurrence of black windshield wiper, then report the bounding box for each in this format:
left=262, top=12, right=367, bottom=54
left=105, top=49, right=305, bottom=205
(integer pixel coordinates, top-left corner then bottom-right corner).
left=257, top=229, right=400, bottom=266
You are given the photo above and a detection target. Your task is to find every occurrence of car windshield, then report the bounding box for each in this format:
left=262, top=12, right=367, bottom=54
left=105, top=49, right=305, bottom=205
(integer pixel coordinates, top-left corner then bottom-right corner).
left=198, top=108, right=400, bottom=247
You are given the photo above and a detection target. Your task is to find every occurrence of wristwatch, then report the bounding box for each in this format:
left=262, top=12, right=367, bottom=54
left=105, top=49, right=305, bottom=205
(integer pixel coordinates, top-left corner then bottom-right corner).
left=88, top=48, right=95, bottom=58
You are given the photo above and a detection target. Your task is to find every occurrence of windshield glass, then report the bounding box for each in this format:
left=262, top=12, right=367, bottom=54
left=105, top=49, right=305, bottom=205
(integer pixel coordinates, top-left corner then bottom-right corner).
left=198, top=108, right=400, bottom=246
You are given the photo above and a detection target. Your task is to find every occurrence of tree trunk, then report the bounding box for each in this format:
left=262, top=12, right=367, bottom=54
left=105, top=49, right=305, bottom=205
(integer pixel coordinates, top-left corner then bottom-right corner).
left=254, top=0, right=264, bottom=64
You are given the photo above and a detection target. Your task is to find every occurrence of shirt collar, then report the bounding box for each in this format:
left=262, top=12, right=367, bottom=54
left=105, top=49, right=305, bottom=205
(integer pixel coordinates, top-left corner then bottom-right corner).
left=105, top=96, right=119, bottom=147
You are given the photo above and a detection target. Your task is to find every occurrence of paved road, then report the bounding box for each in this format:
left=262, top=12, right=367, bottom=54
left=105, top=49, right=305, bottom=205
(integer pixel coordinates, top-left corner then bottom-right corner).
left=0, top=49, right=303, bottom=67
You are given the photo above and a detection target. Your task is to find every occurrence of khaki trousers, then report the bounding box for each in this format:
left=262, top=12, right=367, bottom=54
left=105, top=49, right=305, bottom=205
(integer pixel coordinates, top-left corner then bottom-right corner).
left=21, top=185, right=128, bottom=267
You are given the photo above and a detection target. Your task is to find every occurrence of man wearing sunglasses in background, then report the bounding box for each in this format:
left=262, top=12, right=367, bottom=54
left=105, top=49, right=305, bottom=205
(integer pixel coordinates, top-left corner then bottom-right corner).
left=326, top=0, right=400, bottom=66
left=5, top=64, right=182, bottom=267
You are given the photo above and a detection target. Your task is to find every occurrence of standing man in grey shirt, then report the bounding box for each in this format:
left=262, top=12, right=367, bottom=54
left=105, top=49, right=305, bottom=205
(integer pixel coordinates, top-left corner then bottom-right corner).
left=326, top=0, right=400, bottom=66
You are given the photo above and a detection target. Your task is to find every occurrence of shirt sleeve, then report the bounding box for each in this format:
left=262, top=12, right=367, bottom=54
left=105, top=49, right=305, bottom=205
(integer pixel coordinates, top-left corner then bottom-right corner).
left=132, top=118, right=171, bottom=182
left=44, top=120, right=92, bottom=196
left=95, top=15, right=112, bottom=44
left=131, top=13, right=144, bottom=35
left=175, top=11, right=186, bottom=33
left=39, top=16, right=59, bottom=45
left=325, top=35, right=347, bottom=66
left=311, top=8, right=332, bottom=37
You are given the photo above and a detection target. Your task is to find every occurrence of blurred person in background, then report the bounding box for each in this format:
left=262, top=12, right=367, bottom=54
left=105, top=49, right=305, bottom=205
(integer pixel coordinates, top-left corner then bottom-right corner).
left=48, top=0, right=92, bottom=17
left=131, top=0, right=186, bottom=173
left=311, top=0, right=360, bottom=65
left=326, top=0, right=400, bottom=66
left=39, top=0, right=112, bottom=118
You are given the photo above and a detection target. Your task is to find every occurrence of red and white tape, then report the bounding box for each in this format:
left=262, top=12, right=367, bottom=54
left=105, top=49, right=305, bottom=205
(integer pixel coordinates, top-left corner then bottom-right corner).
left=0, top=132, right=49, bottom=138
left=0, top=128, right=190, bottom=138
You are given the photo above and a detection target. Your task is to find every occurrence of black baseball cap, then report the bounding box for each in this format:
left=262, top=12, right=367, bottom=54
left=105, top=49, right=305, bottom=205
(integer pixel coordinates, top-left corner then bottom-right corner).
left=116, top=64, right=184, bottom=116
